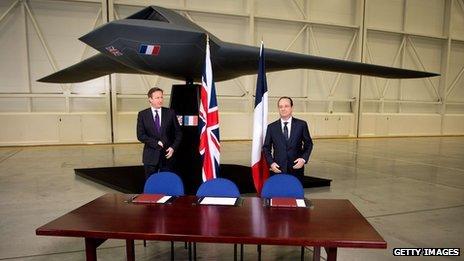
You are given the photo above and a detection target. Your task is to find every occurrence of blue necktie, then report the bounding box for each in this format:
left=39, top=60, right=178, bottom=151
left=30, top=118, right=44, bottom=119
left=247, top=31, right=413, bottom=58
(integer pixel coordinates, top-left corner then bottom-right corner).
left=154, top=110, right=160, bottom=133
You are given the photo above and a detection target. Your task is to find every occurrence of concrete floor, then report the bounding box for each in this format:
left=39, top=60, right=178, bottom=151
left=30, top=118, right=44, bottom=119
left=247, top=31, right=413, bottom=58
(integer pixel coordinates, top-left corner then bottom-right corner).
left=0, top=137, right=463, bottom=260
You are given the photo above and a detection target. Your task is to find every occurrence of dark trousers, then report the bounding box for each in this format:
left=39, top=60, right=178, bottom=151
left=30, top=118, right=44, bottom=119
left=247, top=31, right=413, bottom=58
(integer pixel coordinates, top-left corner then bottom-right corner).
left=144, top=164, right=161, bottom=180
left=144, top=158, right=175, bottom=180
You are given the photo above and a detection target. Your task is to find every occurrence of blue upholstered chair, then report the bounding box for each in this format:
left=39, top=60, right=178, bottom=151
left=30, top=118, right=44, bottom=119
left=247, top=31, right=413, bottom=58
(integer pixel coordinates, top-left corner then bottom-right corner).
left=261, top=174, right=304, bottom=199
left=195, top=178, right=241, bottom=259
left=144, top=171, right=185, bottom=196
left=260, top=174, right=306, bottom=260
left=142, top=171, right=184, bottom=260
left=196, top=178, right=240, bottom=197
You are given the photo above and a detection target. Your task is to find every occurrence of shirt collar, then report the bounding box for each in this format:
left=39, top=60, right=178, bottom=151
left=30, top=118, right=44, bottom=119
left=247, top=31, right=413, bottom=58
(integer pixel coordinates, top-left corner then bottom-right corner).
left=281, top=116, right=292, bottom=125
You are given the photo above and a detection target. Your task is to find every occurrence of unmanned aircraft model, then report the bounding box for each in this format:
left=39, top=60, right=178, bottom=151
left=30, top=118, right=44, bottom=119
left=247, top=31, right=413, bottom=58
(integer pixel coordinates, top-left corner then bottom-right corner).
left=39, top=5, right=439, bottom=84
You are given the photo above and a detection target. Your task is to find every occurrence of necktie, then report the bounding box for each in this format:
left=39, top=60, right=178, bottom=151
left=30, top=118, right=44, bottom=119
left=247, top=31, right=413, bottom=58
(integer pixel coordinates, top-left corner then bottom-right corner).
left=154, top=110, right=160, bottom=133
left=283, top=122, right=289, bottom=140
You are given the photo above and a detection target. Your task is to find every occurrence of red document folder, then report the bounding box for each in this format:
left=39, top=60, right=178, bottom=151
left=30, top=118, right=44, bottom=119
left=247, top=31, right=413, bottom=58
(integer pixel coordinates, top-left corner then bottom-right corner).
left=270, top=197, right=298, bottom=207
left=132, top=194, right=165, bottom=203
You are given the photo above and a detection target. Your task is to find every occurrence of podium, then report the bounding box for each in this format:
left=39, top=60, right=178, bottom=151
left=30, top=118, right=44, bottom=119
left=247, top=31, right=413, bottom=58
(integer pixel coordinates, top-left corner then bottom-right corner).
left=169, top=84, right=203, bottom=194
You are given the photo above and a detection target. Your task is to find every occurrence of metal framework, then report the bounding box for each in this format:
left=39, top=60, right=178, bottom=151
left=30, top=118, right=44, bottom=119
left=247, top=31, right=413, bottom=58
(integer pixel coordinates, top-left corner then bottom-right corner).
left=0, top=0, right=463, bottom=141
left=0, top=0, right=106, bottom=113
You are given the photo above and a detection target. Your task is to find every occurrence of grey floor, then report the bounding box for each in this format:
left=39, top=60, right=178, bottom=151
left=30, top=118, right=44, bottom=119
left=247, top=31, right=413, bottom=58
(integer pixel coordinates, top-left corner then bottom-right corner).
left=0, top=137, right=463, bottom=260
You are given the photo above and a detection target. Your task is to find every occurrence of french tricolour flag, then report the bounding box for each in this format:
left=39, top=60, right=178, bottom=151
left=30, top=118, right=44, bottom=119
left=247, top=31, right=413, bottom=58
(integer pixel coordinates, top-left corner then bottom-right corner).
left=139, top=44, right=160, bottom=56
left=184, top=115, right=198, bottom=126
left=251, top=41, right=269, bottom=194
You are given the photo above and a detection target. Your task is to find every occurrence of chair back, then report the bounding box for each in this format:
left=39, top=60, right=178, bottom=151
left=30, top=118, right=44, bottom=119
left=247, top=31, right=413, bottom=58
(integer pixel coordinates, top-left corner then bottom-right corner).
left=143, top=171, right=185, bottom=196
left=196, top=178, right=240, bottom=197
left=261, top=174, right=304, bottom=199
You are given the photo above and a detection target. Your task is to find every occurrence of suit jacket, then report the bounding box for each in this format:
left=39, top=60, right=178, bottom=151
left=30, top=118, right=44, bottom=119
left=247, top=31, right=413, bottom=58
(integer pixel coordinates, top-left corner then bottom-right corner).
left=137, top=107, right=182, bottom=165
left=262, top=117, right=313, bottom=174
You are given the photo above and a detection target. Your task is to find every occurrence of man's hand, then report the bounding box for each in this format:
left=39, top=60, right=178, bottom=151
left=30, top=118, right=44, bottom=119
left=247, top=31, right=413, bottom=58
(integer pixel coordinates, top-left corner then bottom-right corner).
left=157, top=141, right=164, bottom=148
left=165, top=147, right=174, bottom=159
left=292, top=158, right=306, bottom=169
left=270, top=162, right=282, bottom=173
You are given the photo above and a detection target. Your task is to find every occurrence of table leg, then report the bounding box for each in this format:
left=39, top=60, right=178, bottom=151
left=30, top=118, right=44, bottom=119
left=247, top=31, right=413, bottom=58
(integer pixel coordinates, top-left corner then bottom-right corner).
left=171, top=241, right=174, bottom=260
left=312, top=246, right=321, bottom=261
left=84, top=238, right=106, bottom=261
left=126, top=239, right=135, bottom=261
left=193, top=242, right=197, bottom=261
left=324, top=247, right=337, bottom=261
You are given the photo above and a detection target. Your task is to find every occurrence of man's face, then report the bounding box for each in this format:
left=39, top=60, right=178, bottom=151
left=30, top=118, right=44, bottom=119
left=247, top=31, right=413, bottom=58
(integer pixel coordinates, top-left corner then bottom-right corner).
left=278, top=98, right=293, bottom=119
left=149, top=90, right=163, bottom=109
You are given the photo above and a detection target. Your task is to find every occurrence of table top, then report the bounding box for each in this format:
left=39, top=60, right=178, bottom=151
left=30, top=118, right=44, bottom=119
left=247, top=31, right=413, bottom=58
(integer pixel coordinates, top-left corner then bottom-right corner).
left=36, top=194, right=386, bottom=249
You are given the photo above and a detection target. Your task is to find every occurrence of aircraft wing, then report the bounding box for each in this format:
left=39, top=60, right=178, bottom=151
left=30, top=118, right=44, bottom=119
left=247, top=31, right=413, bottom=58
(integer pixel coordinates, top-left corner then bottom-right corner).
left=214, top=43, right=439, bottom=81
left=265, top=48, right=439, bottom=79
left=37, top=54, right=144, bottom=83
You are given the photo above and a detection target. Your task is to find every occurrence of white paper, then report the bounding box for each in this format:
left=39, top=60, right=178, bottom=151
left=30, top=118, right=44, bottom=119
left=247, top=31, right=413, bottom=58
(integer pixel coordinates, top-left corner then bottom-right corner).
left=157, top=196, right=172, bottom=203
left=200, top=197, right=237, bottom=205
left=296, top=199, right=306, bottom=207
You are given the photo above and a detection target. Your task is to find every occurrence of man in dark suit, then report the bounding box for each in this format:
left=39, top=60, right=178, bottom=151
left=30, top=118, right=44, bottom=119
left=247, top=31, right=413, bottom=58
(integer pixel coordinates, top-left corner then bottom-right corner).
left=137, top=87, right=182, bottom=180
left=263, top=96, right=313, bottom=181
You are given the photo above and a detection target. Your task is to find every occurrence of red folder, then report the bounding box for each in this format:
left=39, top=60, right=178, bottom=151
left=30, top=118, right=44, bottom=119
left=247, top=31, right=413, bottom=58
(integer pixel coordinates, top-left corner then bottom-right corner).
left=132, top=194, right=165, bottom=203
left=270, top=197, right=298, bottom=207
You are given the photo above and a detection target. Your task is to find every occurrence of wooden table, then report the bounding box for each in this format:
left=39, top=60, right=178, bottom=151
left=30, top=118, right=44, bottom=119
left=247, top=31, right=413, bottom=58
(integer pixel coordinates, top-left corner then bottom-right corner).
left=36, top=194, right=386, bottom=260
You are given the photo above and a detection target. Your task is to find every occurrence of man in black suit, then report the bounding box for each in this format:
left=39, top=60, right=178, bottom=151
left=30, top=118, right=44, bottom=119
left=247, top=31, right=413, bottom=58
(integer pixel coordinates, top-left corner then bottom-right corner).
left=137, top=87, right=182, bottom=180
left=263, top=96, right=313, bottom=181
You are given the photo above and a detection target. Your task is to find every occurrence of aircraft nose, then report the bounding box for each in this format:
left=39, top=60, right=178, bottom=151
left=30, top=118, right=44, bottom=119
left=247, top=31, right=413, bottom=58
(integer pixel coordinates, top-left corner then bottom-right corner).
left=79, top=22, right=117, bottom=49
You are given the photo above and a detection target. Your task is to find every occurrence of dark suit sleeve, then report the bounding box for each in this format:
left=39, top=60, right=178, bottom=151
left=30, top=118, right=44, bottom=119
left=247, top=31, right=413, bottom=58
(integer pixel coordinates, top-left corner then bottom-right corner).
left=170, top=111, right=182, bottom=151
left=136, top=111, right=158, bottom=149
left=300, top=121, right=313, bottom=163
left=262, top=125, right=274, bottom=165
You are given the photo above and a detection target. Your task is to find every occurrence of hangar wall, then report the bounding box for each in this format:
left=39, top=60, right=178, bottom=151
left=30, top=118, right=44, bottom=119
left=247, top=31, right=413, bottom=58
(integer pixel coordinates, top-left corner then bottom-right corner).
left=0, top=0, right=463, bottom=146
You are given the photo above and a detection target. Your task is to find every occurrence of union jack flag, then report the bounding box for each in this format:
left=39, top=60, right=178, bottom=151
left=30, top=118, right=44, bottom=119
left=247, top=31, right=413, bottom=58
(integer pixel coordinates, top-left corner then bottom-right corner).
left=105, top=46, right=123, bottom=56
left=199, top=36, right=220, bottom=181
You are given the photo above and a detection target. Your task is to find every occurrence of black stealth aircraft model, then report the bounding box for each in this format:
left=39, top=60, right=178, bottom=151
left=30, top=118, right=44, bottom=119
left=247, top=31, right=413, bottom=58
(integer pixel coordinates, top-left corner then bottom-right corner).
left=39, top=5, right=439, bottom=84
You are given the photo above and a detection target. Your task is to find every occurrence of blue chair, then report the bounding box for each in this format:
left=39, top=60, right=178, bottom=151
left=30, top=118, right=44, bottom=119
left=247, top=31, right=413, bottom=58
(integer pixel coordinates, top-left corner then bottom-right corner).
left=143, top=171, right=184, bottom=260
left=260, top=174, right=306, bottom=260
left=196, top=178, right=240, bottom=197
left=261, top=174, right=304, bottom=199
left=144, top=171, right=185, bottom=196
left=195, top=178, right=241, bottom=259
